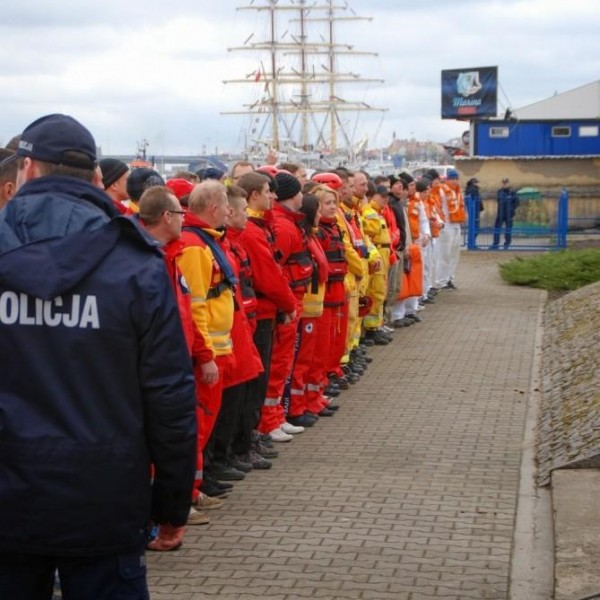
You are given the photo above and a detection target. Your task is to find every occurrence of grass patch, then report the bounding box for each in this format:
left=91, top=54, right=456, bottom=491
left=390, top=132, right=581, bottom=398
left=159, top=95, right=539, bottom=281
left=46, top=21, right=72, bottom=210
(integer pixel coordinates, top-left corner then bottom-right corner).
left=499, top=248, right=600, bottom=291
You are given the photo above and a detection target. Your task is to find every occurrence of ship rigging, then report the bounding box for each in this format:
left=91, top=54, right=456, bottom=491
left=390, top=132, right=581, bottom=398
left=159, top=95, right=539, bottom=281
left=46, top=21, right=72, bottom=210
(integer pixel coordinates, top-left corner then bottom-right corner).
left=222, top=0, right=387, bottom=163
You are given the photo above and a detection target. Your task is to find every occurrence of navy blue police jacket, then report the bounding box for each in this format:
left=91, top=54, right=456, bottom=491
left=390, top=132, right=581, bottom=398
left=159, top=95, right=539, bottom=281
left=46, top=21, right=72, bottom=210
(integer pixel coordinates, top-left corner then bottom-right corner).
left=0, top=176, right=197, bottom=556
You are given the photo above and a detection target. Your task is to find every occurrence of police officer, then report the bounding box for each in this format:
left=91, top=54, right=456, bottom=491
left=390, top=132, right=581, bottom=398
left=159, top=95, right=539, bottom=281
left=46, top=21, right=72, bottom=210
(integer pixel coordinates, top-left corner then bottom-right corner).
left=491, top=177, right=519, bottom=249
left=0, top=114, right=197, bottom=598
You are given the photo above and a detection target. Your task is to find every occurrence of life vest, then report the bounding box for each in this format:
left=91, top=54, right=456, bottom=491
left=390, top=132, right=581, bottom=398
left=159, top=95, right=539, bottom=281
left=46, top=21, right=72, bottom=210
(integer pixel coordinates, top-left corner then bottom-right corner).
left=282, top=247, right=312, bottom=290
left=182, top=225, right=237, bottom=300
left=407, top=197, right=421, bottom=240
left=228, top=238, right=258, bottom=319
left=317, top=219, right=347, bottom=283
left=445, top=182, right=466, bottom=223
left=424, top=195, right=444, bottom=238
left=271, top=203, right=314, bottom=292
left=341, top=205, right=368, bottom=258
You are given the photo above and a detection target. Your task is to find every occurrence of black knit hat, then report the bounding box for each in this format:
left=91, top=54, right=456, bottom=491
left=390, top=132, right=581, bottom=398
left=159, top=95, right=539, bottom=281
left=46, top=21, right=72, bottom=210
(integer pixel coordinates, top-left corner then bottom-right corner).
left=398, top=172, right=414, bottom=184
left=99, top=158, right=129, bottom=189
left=275, top=171, right=302, bottom=201
left=426, top=168, right=440, bottom=180
left=126, top=167, right=165, bottom=201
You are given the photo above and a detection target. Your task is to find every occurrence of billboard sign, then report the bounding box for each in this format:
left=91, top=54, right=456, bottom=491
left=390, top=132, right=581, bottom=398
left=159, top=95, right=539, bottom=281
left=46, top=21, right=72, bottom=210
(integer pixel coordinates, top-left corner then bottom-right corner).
left=441, top=66, right=498, bottom=119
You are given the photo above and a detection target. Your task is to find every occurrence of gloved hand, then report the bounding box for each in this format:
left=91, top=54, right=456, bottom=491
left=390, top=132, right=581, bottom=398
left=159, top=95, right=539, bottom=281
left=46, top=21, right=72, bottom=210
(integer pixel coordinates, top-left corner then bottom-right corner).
left=147, top=524, right=185, bottom=552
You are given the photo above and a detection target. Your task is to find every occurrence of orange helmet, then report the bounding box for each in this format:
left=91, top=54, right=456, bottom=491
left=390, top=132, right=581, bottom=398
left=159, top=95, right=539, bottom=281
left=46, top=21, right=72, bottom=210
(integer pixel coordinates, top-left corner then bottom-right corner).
left=312, top=172, right=343, bottom=190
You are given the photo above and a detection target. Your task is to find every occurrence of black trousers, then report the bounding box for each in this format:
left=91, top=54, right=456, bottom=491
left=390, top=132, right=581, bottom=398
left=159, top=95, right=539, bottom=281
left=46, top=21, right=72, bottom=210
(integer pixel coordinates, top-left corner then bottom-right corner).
left=232, top=318, right=273, bottom=455
left=0, top=548, right=148, bottom=600
left=209, top=381, right=246, bottom=465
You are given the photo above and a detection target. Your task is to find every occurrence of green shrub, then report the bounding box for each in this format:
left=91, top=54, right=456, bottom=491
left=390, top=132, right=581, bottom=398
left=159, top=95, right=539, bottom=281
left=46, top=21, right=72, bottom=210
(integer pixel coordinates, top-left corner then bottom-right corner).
left=499, top=249, right=600, bottom=291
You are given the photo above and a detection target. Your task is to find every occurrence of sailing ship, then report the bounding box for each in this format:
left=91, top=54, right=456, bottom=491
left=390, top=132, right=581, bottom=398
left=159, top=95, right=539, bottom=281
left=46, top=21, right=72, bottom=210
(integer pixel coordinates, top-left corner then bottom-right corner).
left=222, top=0, right=387, bottom=167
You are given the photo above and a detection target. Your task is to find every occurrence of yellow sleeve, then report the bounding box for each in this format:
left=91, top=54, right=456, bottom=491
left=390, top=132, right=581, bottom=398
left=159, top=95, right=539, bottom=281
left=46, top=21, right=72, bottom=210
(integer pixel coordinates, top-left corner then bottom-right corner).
left=361, top=209, right=381, bottom=240
left=367, top=242, right=381, bottom=263
left=176, top=245, right=215, bottom=357
left=336, top=213, right=366, bottom=278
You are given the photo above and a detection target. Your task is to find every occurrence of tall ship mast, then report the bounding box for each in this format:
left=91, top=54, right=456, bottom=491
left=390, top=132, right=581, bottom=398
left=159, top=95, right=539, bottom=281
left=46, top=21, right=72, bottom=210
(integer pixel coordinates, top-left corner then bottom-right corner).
left=222, top=0, right=387, bottom=163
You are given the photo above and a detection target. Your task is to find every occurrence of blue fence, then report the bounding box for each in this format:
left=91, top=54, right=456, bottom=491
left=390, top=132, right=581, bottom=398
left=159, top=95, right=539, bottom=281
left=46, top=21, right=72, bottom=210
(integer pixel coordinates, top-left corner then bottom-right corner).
left=465, top=190, right=569, bottom=251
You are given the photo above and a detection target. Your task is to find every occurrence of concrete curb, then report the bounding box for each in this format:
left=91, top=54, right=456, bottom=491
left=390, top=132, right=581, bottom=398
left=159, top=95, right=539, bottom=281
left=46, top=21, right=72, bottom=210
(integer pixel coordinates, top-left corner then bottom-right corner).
left=509, top=290, right=555, bottom=600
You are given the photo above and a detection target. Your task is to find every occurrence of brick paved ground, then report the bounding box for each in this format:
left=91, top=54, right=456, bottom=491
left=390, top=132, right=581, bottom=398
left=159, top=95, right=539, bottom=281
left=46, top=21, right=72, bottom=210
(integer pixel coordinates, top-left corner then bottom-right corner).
left=148, top=251, right=544, bottom=600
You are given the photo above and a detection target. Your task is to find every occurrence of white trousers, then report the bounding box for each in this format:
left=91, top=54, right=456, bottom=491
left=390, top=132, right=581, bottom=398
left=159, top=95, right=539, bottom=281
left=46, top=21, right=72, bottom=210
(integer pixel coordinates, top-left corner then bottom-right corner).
left=434, top=225, right=461, bottom=287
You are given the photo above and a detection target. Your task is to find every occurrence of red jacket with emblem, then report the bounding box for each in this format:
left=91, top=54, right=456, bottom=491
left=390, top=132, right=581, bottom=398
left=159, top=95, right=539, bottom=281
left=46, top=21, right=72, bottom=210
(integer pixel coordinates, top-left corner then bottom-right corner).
left=270, top=202, right=314, bottom=298
left=238, top=210, right=298, bottom=320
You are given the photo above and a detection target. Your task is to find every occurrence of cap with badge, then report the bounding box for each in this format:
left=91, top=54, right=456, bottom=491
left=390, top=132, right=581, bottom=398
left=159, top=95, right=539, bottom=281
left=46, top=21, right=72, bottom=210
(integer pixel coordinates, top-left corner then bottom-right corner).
left=202, top=167, right=225, bottom=181
left=0, top=113, right=97, bottom=170
left=126, top=168, right=165, bottom=202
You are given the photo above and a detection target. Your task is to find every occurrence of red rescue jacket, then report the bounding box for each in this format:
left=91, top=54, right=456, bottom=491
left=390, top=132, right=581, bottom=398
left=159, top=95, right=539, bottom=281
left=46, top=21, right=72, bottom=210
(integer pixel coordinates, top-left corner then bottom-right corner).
left=238, top=210, right=298, bottom=320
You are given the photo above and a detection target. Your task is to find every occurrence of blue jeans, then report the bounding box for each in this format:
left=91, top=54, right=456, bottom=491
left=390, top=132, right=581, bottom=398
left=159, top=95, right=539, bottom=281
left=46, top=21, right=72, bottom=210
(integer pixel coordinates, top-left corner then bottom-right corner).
left=0, top=549, right=149, bottom=600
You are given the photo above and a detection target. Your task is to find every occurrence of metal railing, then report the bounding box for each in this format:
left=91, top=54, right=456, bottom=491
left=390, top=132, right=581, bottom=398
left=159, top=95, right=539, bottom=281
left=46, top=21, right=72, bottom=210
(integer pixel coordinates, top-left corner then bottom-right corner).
left=465, top=190, right=570, bottom=251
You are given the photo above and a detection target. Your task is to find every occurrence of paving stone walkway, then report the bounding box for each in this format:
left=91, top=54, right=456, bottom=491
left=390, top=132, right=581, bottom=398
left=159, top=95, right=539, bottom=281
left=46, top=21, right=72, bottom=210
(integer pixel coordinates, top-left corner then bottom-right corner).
left=148, top=251, right=544, bottom=600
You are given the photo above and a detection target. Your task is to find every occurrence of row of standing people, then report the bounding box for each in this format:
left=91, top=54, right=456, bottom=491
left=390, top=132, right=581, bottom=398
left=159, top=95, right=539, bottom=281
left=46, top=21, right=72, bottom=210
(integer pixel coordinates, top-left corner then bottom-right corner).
left=0, top=112, right=468, bottom=597
left=132, top=160, right=468, bottom=549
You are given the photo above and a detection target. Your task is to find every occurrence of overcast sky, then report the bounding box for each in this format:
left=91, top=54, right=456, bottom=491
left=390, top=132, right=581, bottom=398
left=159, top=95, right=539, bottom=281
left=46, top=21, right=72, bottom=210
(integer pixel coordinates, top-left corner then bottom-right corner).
left=1, top=0, right=598, bottom=156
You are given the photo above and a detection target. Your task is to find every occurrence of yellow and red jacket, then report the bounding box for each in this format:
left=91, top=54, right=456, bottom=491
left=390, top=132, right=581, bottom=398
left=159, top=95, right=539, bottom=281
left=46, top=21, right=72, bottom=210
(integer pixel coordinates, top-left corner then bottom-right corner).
left=163, top=238, right=213, bottom=365
left=361, top=200, right=391, bottom=270
left=335, top=207, right=365, bottom=279
left=178, top=212, right=235, bottom=358
left=301, top=235, right=328, bottom=318
left=317, top=216, right=348, bottom=307
left=361, top=201, right=391, bottom=250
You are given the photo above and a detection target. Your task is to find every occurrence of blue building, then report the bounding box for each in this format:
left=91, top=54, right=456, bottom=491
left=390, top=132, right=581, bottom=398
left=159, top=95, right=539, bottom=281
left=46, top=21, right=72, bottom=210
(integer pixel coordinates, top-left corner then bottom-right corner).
left=472, top=80, right=600, bottom=157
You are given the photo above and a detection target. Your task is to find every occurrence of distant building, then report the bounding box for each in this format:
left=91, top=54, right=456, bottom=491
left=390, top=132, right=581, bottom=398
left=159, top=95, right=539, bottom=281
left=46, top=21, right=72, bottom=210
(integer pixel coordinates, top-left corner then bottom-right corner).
left=473, top=80, right=600, bottom=157
left=457, top=81, right=600, bottom=192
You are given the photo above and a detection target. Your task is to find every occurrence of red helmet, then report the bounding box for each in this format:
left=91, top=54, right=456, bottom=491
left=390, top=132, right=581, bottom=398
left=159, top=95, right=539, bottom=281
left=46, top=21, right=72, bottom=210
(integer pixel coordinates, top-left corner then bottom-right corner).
left=312, top=172, right=343, bottom=191
left=166, top=178, right=194, bottom=200
left=256, top=165, right=280, bottom=178
left=358, top=295, right=373, bottom=317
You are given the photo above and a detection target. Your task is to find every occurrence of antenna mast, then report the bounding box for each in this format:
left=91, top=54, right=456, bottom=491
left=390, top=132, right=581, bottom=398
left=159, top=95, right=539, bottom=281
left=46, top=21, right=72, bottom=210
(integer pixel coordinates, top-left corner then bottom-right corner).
left=222, top=0, right=387, bottom=157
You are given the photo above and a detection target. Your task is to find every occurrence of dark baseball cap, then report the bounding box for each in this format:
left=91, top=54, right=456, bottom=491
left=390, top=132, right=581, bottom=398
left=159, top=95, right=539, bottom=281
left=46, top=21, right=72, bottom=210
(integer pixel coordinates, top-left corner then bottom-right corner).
left=374, top=185, right=390, bottom=195
left=0, top=113, right=97, bottom=170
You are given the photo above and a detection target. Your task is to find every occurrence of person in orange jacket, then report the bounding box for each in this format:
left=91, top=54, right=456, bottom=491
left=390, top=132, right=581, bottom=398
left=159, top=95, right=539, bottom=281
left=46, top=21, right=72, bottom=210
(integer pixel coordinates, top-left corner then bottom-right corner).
left=435, top=169, right=465, bottom=289
left=420, top=176, right=445, bottom=300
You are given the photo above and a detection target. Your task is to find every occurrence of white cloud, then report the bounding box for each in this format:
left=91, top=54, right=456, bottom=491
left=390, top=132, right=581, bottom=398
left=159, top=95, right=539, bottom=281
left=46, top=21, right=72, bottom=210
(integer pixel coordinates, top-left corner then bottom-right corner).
left=1, top=0, right=599, bottom=155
